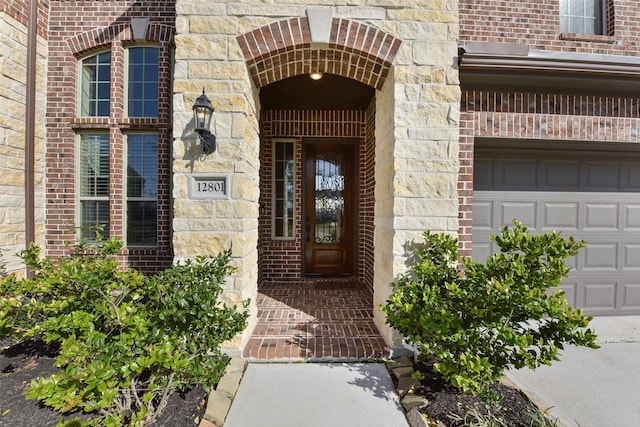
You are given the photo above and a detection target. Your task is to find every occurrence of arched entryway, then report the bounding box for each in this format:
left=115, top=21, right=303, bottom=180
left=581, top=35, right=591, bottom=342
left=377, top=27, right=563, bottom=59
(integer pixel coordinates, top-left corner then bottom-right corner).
left=237, top=12, right=401, bottom=359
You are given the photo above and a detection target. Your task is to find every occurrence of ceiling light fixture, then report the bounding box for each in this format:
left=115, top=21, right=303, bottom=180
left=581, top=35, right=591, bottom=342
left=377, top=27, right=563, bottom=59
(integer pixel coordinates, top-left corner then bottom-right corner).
left=309, top=72, right=323, bottom=80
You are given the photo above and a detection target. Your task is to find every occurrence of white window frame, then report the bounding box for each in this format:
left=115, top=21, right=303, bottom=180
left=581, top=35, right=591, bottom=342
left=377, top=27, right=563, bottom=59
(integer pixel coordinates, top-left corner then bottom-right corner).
left=78, top=50, right=112, bottom=117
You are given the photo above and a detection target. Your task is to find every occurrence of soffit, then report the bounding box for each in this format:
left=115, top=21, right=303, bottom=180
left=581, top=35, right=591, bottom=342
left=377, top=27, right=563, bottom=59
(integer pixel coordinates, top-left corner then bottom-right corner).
left=459, top=44, right=640, bottom=96
left=260, top=73, right=375, bottom=110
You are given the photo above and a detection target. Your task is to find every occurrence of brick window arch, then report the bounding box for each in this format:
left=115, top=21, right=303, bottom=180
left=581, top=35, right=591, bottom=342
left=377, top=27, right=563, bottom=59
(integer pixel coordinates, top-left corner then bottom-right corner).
left=237, top=17, right=401, bottom=90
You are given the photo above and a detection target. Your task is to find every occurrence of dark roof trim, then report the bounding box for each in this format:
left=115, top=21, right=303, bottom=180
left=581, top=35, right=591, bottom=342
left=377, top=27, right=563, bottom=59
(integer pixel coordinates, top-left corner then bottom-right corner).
left=459, top=42, right=640, bottom=95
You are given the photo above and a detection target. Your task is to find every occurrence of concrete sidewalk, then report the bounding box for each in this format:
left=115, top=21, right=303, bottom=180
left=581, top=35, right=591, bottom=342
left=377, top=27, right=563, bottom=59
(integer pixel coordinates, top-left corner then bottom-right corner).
left=224, top=363, right=410, bottom=427
left=506, top=316, right=640, bottom=427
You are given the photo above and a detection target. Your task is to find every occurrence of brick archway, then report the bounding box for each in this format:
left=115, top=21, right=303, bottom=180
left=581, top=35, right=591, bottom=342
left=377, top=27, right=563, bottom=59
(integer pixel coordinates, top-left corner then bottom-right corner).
left=236, top=16, right=401, bottom=90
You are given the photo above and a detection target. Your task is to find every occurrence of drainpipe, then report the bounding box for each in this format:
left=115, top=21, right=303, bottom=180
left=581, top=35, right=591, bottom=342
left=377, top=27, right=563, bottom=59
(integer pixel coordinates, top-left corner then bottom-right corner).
left=25, top=0, right=38, bottom=278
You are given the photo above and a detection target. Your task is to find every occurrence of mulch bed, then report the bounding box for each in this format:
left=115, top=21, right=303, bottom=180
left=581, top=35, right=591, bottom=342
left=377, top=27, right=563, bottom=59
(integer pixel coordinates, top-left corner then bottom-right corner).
left=0, top=338, right=207, bottom=427
left=412, top=361, right=549, bottom=427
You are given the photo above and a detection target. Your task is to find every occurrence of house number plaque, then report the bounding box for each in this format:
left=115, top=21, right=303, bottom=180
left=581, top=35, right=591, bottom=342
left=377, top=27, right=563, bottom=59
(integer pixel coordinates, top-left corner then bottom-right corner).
left=190, top=174, right=229, bottom=199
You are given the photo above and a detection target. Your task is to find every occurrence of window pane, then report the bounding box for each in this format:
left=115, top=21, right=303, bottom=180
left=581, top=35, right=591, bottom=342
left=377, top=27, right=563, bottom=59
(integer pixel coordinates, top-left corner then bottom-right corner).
left=128, top=47, right=159, bottom=118
left=143, top=101, right=158, bottom=118
left=127, top=134, right=158, bottom=246
left=273, top=141, right=295, bottom=238
left=571, top=0, right=585, bottom=16
left=80, top=134, right=110, bottom=197
left=127, top=201, right=157, bottom=246
left=570, top=17, right=584, bottom=33
left=80, top=200, right=110, bottom=241
left=80, top=52, right=110, bottom=117
left=560, top=0, right=569, bottom=15
left=127, top=134, right=158, bottom=198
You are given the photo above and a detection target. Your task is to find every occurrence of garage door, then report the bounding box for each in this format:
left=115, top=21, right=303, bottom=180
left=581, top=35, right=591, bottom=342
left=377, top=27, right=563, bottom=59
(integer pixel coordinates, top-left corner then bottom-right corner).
left=473, top=142, right=640, bottom=315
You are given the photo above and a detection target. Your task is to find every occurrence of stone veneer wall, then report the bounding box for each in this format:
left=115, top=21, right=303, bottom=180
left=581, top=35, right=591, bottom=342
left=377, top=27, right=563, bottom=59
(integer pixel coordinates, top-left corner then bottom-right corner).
left=373, top=7, right=461, bottom=344
left=174, top=1, right=461, bottom=349
left=0, top=1, right=47, bottom=276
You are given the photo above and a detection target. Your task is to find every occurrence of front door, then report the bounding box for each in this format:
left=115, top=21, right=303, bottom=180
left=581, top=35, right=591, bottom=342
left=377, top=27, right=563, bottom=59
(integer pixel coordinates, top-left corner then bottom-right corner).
left=303, top=140, right=357, bottom=276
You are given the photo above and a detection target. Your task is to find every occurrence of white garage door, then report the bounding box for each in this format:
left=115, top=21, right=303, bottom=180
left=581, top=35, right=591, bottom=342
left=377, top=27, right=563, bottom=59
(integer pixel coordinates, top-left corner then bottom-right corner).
left=473, top=142, right=640, bottom=315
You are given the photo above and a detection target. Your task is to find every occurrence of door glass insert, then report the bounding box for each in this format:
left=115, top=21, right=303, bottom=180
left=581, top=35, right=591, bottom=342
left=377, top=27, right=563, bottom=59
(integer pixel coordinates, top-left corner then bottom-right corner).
left=274, top=141, right=295, bottom=238
left=315, top=151, right=345, bottom=244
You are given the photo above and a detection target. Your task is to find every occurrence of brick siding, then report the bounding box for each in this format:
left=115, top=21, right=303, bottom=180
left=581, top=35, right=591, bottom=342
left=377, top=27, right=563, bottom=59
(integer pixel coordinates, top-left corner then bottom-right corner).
left=259, top=105, right=375, bottom=289
left=46, top=1, right=176, bottom=274
left=458, top=0, right=640, bottom=255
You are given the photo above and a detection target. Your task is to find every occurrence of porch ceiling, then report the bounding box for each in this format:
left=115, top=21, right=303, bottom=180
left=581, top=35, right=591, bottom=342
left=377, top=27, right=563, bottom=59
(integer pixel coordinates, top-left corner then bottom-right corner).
left=259, top=73, right=375, bottom=110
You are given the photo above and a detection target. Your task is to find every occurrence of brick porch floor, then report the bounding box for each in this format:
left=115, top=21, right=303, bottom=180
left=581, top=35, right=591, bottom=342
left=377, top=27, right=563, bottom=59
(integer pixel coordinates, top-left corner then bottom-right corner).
left=243, top=282, right=389, bottom=360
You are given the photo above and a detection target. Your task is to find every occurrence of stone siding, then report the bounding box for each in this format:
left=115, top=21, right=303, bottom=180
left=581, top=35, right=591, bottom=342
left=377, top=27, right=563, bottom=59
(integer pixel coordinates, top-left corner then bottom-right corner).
left=0, top=2, right=47, bottom=276
left=174, top=1, right=461, bottom=347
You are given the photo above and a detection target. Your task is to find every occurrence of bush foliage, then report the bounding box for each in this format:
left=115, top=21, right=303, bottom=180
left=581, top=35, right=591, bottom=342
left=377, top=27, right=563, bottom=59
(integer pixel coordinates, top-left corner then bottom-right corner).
left=382, top=221, right=598, bottom=397
left=0, top=238, right=249, bottom=426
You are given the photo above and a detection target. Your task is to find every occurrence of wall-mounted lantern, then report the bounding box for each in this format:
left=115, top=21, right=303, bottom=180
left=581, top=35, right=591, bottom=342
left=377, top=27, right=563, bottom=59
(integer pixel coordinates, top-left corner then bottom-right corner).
left=192, top=89, right=216, bottom=154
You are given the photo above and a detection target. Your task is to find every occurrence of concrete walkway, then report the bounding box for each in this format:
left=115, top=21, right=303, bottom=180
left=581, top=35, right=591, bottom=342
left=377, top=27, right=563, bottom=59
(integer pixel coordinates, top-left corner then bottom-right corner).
left=506, top=316, right=640, bottom=427
left=224, top=363, right=409, bottom=427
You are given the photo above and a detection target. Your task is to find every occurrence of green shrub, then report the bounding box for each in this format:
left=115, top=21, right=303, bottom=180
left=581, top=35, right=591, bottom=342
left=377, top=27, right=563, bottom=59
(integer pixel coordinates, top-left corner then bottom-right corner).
left=381, top=221, right=598, bottom=397
left=0, top=239, right=249, bottom=426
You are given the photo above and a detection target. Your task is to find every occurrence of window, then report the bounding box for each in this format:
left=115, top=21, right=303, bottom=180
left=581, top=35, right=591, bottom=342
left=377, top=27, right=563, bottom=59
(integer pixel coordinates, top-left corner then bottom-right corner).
left=76, top=44, right=163, bottom=248
left=80, top=52, right=111, bottom=117
left=273, top=141, right=295, bottom=238
left=127, top=47, right=159, bottom=117
left=560, top=0, right=605, bottom=35
left=127, top=134, right=158, bottom=245
left=79, top=134, right=110, bottom=240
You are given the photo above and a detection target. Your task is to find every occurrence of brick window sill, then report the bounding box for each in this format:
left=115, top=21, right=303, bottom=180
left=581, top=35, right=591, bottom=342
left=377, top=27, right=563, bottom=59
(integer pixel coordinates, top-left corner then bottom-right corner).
left=560, top=33, right=618, bottom=44
left=120, top=117, right=160, bottom=129
left=72, top=117, right=110, bottom=129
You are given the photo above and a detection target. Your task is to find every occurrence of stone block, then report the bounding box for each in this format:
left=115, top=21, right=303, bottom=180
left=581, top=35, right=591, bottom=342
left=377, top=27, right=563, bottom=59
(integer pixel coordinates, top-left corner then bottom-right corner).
left=190, top=17, right=238, bottom=34
left=397, top=377, right=424, bottom=398
left=385, top=355, right=414, bottom=370
left=392, top=366, right=415, bottom=379
left=204, top=392, right=232, bottom=427
left=216, top=371, right=243, bottom=399
left=401, top=394, right=429, bottom=412
left=406, top=407, right=431, bottom=427
left=225, top=357, right=246, bottom=374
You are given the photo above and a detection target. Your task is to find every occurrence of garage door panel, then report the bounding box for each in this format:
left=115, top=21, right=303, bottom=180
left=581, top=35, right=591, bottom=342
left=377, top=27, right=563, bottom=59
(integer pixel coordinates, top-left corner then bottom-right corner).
left=501, top=159, right=537, bottom=189
left=624, top=162, right=640, bottom=189
left=472, top=201, right=493, bottom=229
left=623, top=205, right=640, bottom=229
left=474, top=158, right=494, bottom=188
left=565, top=255, right=578, bottom=270
left=584, top=203, right=618, bottom=230
left=622, top=244, right=640, bottom=269
left=582, top=283, right=617, bottom=311
left=622, top=283, right=640, bottom=310
left=542, top=202, right=579, bottom=230
left=472, top=242, right=492, bottom=263
left=500, top=202, right=536, bottom=227
left=542, top=160, right=580, bottom=190
left=583, top=243, right=618, bottom=270
left=584, top=161, right=621, bottom=190
left=558, top=282, right=578, bottom=307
